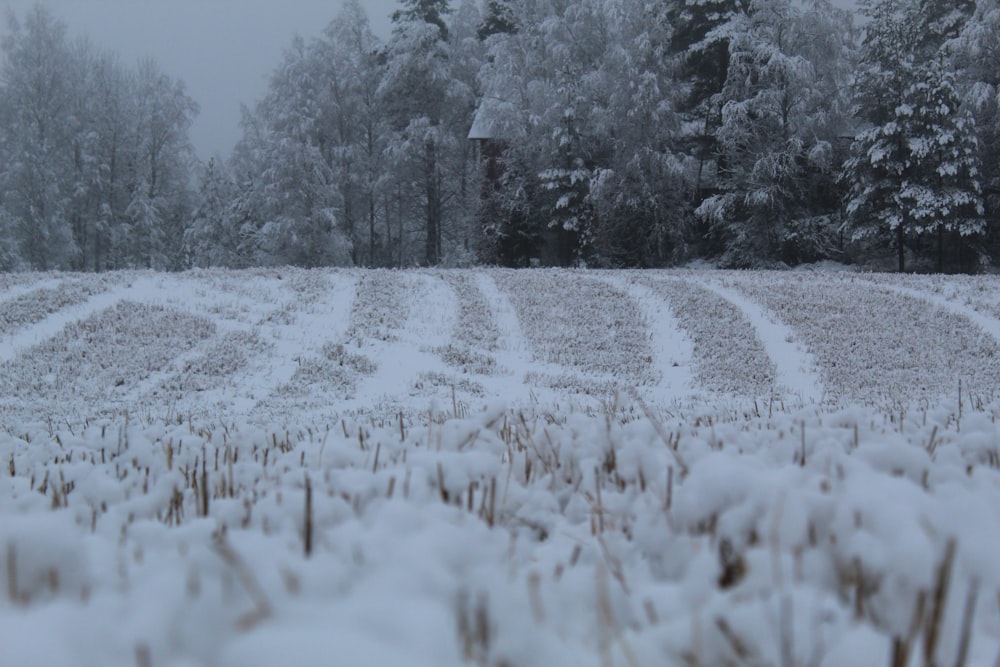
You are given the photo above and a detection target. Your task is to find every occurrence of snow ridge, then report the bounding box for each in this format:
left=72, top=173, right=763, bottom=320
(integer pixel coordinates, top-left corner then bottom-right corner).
left=474, top=271, right=531, bottom=365
left=236, top=272, right=357, bottom=415
left=0, top=277, right=65, bottom=307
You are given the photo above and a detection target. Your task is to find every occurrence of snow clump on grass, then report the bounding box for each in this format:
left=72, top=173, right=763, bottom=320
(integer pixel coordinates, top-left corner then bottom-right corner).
left=2, top=400, right=1000, bottom=666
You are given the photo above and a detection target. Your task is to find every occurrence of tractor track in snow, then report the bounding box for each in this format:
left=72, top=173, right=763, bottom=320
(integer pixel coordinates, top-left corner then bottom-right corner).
left=699, top=278, right=825, bottom=406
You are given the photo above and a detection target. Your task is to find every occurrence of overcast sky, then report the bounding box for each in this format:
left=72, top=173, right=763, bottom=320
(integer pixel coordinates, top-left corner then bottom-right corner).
left=2, top=0, right=399, bottom=160
left=2, top=0, right=856, bottom=162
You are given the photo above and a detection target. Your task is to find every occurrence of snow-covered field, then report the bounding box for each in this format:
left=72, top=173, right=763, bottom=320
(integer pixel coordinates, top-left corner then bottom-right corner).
left=2, top=268, right=1000, bottom=666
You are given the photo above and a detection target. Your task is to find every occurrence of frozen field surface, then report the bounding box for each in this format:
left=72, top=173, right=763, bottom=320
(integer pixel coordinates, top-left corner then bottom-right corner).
left=2, top=268, right=1000, bottom=666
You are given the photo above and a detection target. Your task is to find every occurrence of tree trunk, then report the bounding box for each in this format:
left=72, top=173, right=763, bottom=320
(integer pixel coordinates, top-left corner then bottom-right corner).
left=369, top=189, right=376, bottom=267
left=937, top=226, right=944, bottom=273
left=425, top=140, right=440, bottom=266
left=897, top=225, right=906, bottom=273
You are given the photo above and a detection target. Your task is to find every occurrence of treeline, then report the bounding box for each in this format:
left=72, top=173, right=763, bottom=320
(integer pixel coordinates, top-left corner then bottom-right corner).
left=0, top=7, right=197, bottom=272
left=2, top=0, right=999, bottom=272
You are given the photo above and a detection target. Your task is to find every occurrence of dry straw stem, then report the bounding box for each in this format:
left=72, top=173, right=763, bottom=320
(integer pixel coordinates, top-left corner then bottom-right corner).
left=630, top=390, right=688, bottom=476
left=134, top=642, right=152, bottom=667
left=6, top=542, right=17, bottom=605
left=924, top=538, right=957, bottom=667
left=952, top=580, right=978, bottom=667
left=715, top=616, right=752, bottom=663
left=303, top=473, right=313, bottom=558
left=457, top=590, right=493, bottom=665
left=891, top=592, right=927, bottom=667
left=596, top=565, right=639, bottom=667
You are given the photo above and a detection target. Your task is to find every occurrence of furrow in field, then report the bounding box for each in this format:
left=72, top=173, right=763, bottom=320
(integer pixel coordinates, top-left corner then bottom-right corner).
left=0, top=273, right=156, bottom=364
left=602, top=273, right=696, bottom=406
left=0, top=274, right=123, bottom=341
left=343, top=271, right=459, bottom=419
left=860, top=278, right=1000, bottom=343
left=701, top=277, right=824, bottom=406
left=0, top=301, right=216, bottom=425
left=471, top=271, right=557, bottom=409
left=0, top=276, right=65, bottom=308
left=861, top=273, right=1000, bottom=323
left=729, top=272, right=1000, bottom=406
left=434, top=272, right=500, bottom=377
left=475, top=271, right=530, bottom=365
left=247, top=271, right=362, bottom=422
left=492, top=269, right=654, bottom=403
left=638, top=274, right=776, bottom=400
left=145, top=271, right=356, bottom=422
left=256, top=270, right=460, bottom=424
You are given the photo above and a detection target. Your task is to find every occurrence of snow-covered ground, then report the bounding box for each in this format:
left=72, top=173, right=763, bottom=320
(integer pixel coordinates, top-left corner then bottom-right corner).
left=3, top=268, right=1000, bottom=666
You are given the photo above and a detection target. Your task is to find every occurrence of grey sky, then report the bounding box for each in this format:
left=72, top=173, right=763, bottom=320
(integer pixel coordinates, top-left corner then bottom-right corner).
left=2, top=0, right=398, bottom=160
left=2, top=0, right=857, bottom=162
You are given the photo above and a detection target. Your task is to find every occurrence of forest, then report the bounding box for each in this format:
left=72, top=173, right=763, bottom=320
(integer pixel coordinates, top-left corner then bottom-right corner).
left=0, top=0, right=997, bottom=273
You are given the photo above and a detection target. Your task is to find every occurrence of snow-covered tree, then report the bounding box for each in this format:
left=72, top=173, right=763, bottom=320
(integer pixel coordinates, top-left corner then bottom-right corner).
left=949, top=0, right=1000, bottom=261
left=577, top=0, right=688, bottom=266
left=183, top=158, right=243, bottom=268
left=0, top=6, right=198, bottom=272
left=380, top=0, right=469, bottom=266
left=0, top=6, right=78, bottom=269
left=477, top=0, right=517, bottom=40
left=317, top=0, right=389, bottom=266
left=125, top=59, right=198, bottom=269
left=665, top=0, right=748, bottom=206
left=393, top=0, right=451, bottom=40
left=844, top=0, right=984, bottom=271
left=231, top=36, right=352, bottom=268
left=696, top=0, right=856, bottom=267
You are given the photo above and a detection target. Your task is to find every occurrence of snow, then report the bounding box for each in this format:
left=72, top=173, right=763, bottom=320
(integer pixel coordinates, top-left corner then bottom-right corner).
left=604, top=273, right=696, bottom=405
left=860, top=276, right=1000, bottom=344
left=701, top=276, right=824, bottom=405
left=4, top=268, right=1000, bottom=666
left=346, top=271, right=457, bottom=413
